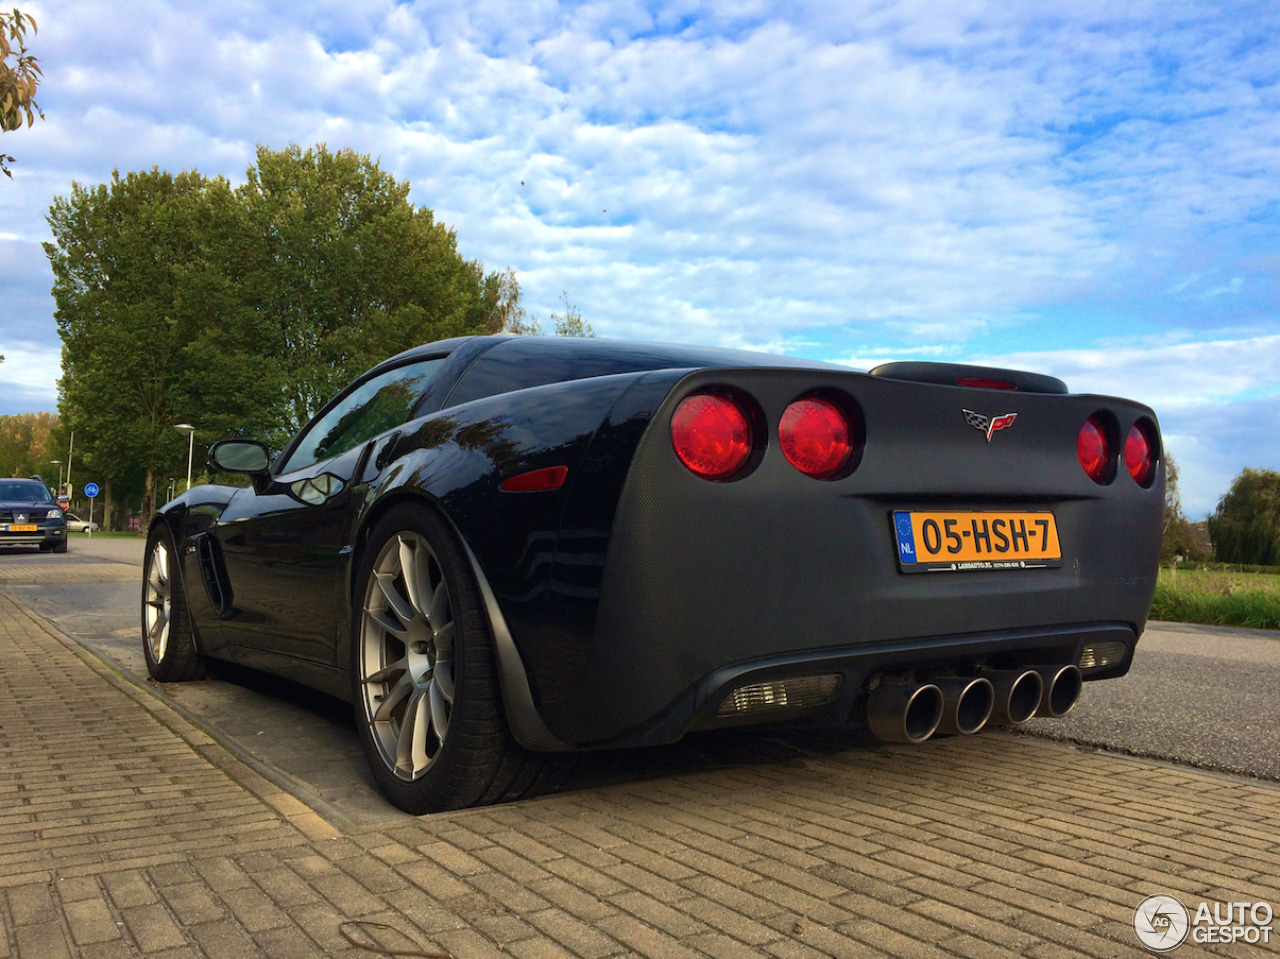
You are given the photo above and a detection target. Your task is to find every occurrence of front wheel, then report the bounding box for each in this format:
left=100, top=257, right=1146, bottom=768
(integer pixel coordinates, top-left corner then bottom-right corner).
left=141, top=525, right=205, bottom=681
left=351, top=503, right=553, bottom=813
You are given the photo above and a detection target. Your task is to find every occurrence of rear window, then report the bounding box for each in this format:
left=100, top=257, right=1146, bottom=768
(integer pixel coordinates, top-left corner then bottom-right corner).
left=445, top=337, right=834, bottom=407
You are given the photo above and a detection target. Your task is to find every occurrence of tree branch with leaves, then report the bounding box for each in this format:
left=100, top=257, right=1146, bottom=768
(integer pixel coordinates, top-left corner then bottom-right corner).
left=1, top=7, right=43, bottom=178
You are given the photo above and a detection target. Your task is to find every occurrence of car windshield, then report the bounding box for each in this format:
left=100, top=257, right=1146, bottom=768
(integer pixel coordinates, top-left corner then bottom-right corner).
left=0, top=482, right=53, bottom=503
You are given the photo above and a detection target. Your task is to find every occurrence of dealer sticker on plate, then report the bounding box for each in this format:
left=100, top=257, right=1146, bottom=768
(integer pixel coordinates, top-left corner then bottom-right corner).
left=893, top=510, right=1061, bottom=573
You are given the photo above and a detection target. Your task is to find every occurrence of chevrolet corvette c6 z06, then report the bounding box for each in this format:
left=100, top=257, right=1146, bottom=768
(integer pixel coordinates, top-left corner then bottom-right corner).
left=143, top=335, right=1163, bottom=812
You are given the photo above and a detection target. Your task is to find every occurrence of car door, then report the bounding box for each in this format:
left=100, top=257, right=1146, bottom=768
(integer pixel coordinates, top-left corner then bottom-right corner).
left=213, top=357, right=445, bottom=664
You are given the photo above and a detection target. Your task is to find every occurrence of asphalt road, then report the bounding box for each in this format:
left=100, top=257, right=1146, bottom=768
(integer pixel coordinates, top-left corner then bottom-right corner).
left=3, top=536, right=1278, bottom=822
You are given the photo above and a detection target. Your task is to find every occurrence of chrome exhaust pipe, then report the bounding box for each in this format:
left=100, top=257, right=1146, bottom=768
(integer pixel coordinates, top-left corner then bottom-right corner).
left=1033, top=665, right=1083, bottom=718
left=933, top=676, right=995, bottom=735
left=865, top=680, right=944, bottom=744
left=983, top=668, right=1045, bottom=726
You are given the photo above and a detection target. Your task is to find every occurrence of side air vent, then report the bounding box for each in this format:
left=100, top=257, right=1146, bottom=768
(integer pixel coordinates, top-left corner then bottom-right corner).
left=196, top=534, right=233, bottom=617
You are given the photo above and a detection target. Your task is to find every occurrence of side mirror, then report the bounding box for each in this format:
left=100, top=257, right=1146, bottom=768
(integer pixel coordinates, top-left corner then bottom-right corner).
left=209, top=439, right=272, bottom=475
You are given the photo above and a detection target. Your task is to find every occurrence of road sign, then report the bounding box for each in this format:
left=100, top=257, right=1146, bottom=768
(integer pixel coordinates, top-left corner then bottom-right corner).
left=84, top=482, right=100, bottom=498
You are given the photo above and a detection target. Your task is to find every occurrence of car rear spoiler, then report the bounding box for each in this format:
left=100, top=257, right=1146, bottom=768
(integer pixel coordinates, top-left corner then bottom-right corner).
left=868, top=362, right=1068, bottom=394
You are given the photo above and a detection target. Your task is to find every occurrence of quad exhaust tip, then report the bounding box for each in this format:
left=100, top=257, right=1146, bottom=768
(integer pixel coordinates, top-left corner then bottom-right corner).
left=984, top=668, right=1045, bottom=726
left=1033, top=664, right=1083, bottom=718
left=933, top=676, right=995, bottom=736
left=865, top=680, right=943, bottom=744
left=866, top=663, right=1082, bottom=744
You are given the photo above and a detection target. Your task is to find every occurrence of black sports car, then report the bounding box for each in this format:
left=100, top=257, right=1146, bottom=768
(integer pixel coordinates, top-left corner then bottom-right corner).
left=1, top=477, right=68, bottom=552
left=143, top=335, right=1163, bottom=812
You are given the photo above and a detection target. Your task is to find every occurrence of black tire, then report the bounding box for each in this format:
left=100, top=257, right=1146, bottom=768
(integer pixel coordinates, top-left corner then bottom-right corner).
left=52, top=538, right=68, bottom=553
left=351, top=502, right=552, bottom=813
left=141, top=524, right=206, bottom=682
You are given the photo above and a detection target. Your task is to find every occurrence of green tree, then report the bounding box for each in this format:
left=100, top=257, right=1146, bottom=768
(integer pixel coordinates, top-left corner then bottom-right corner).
left=46, top=168, right=270, bottom=520
left=1, top=7, right=43, bottom=178
left=236, top=144, right=508, bottom=442
left=47, top=145, right=513, bottom=523
left=1160, top=454, right=1208, bottom=563
left=1208, top=468, right=1280, bottom=566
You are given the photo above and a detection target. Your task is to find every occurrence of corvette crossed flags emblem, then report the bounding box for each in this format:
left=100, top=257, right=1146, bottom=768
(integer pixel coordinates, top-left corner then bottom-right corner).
left=963, top=409, right=1018, bottom=442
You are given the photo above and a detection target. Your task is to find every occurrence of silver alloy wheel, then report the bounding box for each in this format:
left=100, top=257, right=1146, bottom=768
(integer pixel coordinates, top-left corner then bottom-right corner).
left=358, top=531, right=457, bottom=781
left=144, top=539, right=172, bottom=663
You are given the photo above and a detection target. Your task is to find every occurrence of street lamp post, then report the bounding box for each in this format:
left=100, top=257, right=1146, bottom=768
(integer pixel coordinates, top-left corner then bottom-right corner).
left=49, top=459, right=63, bottom=494
left=174, top=424, right=196, bottom=492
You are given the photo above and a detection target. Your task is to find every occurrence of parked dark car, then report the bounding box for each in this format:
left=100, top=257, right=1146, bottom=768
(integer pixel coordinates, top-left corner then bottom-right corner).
left=1, top=477, right=68, bottom=552
left=143, top=335, right=1164, bottom=812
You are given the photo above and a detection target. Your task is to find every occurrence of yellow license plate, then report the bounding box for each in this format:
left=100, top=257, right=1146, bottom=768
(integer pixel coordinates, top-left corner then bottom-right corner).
left=5, top=525, right=38, bottom=532
left=893, top=510, right=1061, bottom=572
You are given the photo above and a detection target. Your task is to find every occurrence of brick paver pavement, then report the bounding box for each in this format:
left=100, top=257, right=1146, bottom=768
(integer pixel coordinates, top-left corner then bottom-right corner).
left=1, top=588, right=1278, bottom=958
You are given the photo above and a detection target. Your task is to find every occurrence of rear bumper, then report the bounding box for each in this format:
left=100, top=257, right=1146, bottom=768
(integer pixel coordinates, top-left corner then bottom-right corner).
left=550, top=618, right=1138, bottom=749
left=680, top=622, right=1132, bottom=740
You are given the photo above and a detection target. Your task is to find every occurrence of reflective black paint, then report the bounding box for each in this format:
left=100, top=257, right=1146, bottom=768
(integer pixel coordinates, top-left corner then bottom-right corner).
left=152, top=335, right=1165, bottom=752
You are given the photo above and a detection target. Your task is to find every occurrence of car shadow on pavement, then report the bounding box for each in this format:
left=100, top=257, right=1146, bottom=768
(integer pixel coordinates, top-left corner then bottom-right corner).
left=187, top=655, right=891, bottom=818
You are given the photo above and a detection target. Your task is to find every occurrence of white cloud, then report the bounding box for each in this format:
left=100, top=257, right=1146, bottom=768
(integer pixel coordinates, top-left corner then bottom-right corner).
left=966, top=333, right=1280, bottom=413
left=2, top=0, right=1278, bottom=514
left=0, top=341, right=61, bottom=415
left=961, top=334, right=1280, bottom=518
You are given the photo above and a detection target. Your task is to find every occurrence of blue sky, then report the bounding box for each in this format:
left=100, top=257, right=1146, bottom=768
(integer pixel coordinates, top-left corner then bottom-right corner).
left=1, top=0, right=1277, bottom=518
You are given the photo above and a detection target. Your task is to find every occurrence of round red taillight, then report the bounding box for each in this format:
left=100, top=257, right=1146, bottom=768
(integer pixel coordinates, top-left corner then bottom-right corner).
left=671, top=394, right=752, bottom=480
left=1125, top=421, right=1157, bottom=488
left=779, top=398, right=852, bottom=478
left=1077, top=415, right=1112, bottom=484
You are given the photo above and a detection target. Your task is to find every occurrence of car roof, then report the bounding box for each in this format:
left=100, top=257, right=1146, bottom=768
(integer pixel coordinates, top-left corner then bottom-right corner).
left=379, top=335, right=845, bottom=374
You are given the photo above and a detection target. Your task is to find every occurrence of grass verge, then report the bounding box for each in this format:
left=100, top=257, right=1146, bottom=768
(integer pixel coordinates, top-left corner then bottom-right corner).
left=1150, top=568, right=1280, bottom=630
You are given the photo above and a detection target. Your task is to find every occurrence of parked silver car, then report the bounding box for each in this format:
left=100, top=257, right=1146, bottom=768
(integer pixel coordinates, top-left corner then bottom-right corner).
left=62, top=511, right=100, bottom=533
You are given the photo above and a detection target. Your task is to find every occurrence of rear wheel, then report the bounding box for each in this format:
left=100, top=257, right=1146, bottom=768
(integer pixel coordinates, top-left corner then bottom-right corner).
left=352, top=503, right=554, bottom=813
left=141, top=525, right=205, bottom=681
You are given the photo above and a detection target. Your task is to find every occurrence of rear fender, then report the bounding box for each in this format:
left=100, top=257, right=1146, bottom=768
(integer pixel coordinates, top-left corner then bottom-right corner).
left=345, top=371, right=664, bottom=747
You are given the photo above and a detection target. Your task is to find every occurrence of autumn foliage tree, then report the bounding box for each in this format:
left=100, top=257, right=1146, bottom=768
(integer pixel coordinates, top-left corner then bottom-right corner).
left=0, top=411, right=59, bottom=478
left=1, top=7, right=43, bottom=177
left=500, top=284, right=595, bottom=338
